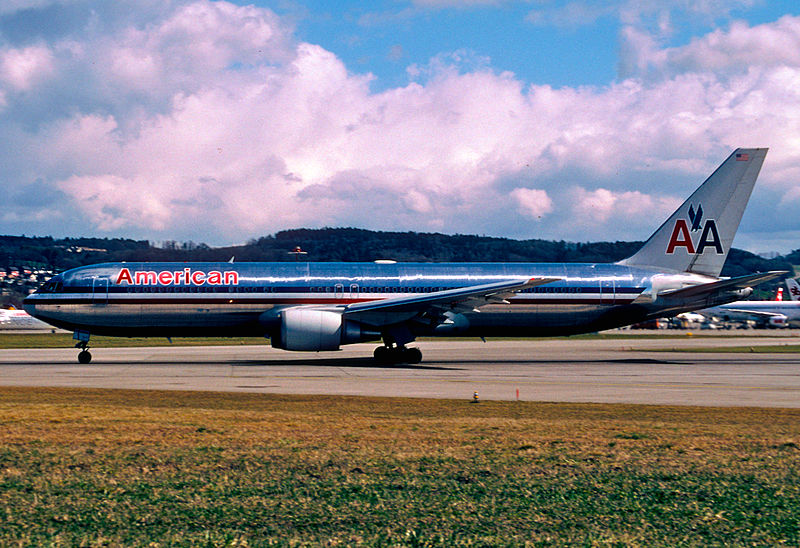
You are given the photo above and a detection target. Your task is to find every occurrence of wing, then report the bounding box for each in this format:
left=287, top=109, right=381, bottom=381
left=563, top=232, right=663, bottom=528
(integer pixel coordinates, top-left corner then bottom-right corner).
left=343, top=277, right=560, bottom=327
left=713, top=307, right=785, bottom=320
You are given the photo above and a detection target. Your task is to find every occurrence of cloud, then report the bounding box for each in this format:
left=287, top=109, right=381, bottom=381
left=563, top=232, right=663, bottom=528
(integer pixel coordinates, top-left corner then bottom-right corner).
left=511, top=188, right=553, bottom=219
left=526, top=2, right=615, bottom=28
left=570, top=188, right=679, bottom=226
left=620, top=15, right=800, bottom=79
left=0, top=44, right=54, bottom=91
left=526, top=1, right=757, bottom=31
left=0, top=1, right=799, bottom=252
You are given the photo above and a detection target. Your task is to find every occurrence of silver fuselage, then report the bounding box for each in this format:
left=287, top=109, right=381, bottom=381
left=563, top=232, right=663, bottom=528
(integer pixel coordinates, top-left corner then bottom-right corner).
left=23, top=261, right=738, bottom=339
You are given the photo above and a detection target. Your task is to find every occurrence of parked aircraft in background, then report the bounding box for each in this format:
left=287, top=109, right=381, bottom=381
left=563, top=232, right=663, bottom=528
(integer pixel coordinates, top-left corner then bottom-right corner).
left=0, top=307, right=53, bottom=331
left=700, top=277, right=800, bottom=328
left=25, top=148, right=783, bottom=364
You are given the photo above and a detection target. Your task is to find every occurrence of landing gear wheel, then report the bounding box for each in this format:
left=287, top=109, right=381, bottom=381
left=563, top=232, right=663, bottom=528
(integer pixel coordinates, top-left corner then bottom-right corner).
left=403, top=347, right=422, bottom=364
left=373, top=346, right=392, bottom=364
left=78, top=350, right=92, bottom=364
left=373, top=345, right=423, bottom=365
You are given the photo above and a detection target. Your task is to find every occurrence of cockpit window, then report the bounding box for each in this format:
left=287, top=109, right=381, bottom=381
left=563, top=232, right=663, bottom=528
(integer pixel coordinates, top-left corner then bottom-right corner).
left=38, top=278, right=63, bottom=293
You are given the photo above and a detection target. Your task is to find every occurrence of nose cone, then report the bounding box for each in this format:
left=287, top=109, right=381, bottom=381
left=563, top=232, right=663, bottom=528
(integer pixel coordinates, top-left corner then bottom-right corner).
left=22, top=301, right=35, bottom=316
left=23, top=294, right=39, bottom=317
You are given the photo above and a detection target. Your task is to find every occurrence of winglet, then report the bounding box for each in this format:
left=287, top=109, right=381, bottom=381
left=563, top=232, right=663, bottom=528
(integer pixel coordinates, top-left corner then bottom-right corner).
left=618, top=148, right=767, bottom=277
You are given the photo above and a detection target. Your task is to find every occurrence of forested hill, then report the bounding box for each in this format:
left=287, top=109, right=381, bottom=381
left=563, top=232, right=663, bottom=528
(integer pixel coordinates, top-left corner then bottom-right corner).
left=1, top=228, right=795, bottom=278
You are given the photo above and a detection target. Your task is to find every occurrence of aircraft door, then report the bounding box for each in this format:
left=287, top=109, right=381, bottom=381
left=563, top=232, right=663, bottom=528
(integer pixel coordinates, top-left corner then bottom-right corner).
left=334, top=283, right=344, bottom=299
left=350, top=284, right=359, bottom=300
left=600, top=279, right=615, bottom=304
left=92, top=277, right=109, bottom=305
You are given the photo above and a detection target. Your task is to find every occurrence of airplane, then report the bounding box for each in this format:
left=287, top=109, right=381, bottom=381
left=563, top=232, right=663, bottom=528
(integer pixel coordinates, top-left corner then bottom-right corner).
left=24, top=148, right=784, bottom=364
left=0, top=306, right=54, bottom=331
left=699, top=277, right=800, bottom=328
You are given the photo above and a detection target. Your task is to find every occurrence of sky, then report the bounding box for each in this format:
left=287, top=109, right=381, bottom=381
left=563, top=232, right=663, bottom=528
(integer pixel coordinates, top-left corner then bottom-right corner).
left=1, top=1, right=800, bottom=254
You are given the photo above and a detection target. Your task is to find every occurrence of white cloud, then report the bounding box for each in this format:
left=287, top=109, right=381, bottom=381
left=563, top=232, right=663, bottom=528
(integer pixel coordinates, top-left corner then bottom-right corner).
left=511, top=188, right=553, bottom=219
left=571, top=188, right=678, bottom=226
left=0, top=45, right=54, bottom=90
left=620, top=14, right=800, bottom=80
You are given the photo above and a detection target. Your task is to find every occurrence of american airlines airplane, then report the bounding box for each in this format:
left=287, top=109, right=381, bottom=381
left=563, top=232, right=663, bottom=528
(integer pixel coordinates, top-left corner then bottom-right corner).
left=700, top=277, right=800, bottom=328
left=24, top=148, right=783, bottom=364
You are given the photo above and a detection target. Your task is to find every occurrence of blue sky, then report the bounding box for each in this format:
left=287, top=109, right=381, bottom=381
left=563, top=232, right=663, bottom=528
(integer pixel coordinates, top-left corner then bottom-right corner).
left=1, top=0, right=800, bottom=254
left=284, top=0, right=799, bottom=88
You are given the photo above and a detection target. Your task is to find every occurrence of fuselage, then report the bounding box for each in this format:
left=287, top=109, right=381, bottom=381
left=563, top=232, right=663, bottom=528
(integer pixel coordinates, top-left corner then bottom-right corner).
left=24, top=261, right=726, bottom=340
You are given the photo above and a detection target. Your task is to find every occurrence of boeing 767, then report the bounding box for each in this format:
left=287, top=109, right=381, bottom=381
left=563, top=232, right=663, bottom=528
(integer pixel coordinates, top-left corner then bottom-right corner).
left=25, top=148, right=783, bottom=364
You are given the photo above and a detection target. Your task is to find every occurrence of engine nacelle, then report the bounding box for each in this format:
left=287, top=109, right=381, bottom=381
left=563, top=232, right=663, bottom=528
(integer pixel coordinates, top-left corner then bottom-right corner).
left=768, top=314, right=789, bottom=328
left=275, top=308, right=365, bottom=351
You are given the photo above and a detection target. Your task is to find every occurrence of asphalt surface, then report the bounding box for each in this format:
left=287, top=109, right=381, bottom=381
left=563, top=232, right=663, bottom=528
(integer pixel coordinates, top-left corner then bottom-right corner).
left=2, top=335, right=799, bottom=407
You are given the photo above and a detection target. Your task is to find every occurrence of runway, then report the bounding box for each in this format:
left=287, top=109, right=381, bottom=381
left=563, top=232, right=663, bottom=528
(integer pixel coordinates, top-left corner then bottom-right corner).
left=2, top=335, right=799, bottom=407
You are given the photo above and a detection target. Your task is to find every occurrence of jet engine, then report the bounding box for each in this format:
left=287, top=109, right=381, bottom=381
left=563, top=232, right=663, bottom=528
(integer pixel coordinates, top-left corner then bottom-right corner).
left=768, top=314, right=789, bottom=328
left=273, top=308, right=372, bottom=351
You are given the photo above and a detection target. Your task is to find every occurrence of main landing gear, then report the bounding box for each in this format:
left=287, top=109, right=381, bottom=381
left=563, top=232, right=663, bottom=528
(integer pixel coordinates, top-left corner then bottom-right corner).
left=373, top=344, right=422, bottom=365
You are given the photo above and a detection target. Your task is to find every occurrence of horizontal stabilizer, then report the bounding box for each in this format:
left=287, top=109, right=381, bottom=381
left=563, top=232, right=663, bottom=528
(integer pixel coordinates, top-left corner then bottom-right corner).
left=660, top=271, right=786, bottom=300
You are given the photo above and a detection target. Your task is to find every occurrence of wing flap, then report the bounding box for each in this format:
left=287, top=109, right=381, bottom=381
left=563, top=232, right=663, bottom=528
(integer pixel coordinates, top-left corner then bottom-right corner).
left=343, top=277, right=560, bottom=327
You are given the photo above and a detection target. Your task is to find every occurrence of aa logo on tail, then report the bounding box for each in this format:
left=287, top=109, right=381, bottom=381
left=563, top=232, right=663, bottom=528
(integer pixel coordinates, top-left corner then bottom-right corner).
left=666, top=204, right=723, bottom=255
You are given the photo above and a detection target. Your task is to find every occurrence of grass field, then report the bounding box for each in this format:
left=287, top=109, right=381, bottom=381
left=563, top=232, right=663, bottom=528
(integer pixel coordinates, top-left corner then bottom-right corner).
left=1, top=387, right=798, bottom=546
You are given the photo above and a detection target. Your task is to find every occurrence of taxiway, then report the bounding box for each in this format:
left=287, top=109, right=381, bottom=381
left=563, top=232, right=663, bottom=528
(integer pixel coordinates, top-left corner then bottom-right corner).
left=1, top=337, right=799, bottom=407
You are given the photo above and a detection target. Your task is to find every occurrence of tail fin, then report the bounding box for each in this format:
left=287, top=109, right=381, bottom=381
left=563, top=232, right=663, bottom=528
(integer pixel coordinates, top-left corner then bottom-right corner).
left=787, top=278, right=800, bottom=301
left=618, top=148, right=767, bottom=277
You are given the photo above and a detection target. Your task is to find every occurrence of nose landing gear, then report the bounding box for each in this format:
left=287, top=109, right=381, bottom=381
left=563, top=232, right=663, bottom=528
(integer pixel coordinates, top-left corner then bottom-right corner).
left=73, top=331, right=92, bottom=364
left=77, top=348, right=92, bottom=364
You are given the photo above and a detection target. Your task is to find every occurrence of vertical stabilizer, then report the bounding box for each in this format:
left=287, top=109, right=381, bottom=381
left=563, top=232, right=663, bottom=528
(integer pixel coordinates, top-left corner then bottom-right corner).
left=787, top=278, right=800, bottom=301
left=618, top=148, right=767, bottom=277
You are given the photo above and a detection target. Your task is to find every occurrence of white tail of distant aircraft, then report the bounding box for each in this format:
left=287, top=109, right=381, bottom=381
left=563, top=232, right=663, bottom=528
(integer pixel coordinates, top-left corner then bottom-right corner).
left=786, top=278, right=800, bottom=301
left=25, top=148, right=785, bottom=364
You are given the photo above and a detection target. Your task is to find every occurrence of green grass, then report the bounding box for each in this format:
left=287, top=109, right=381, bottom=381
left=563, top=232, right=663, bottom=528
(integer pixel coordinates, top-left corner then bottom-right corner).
left=1, top=387, right=798, bottom=546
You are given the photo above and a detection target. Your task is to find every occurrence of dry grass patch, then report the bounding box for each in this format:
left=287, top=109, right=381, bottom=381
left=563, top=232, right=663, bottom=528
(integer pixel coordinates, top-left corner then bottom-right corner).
left=1, top=387, right=798, bottom=546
